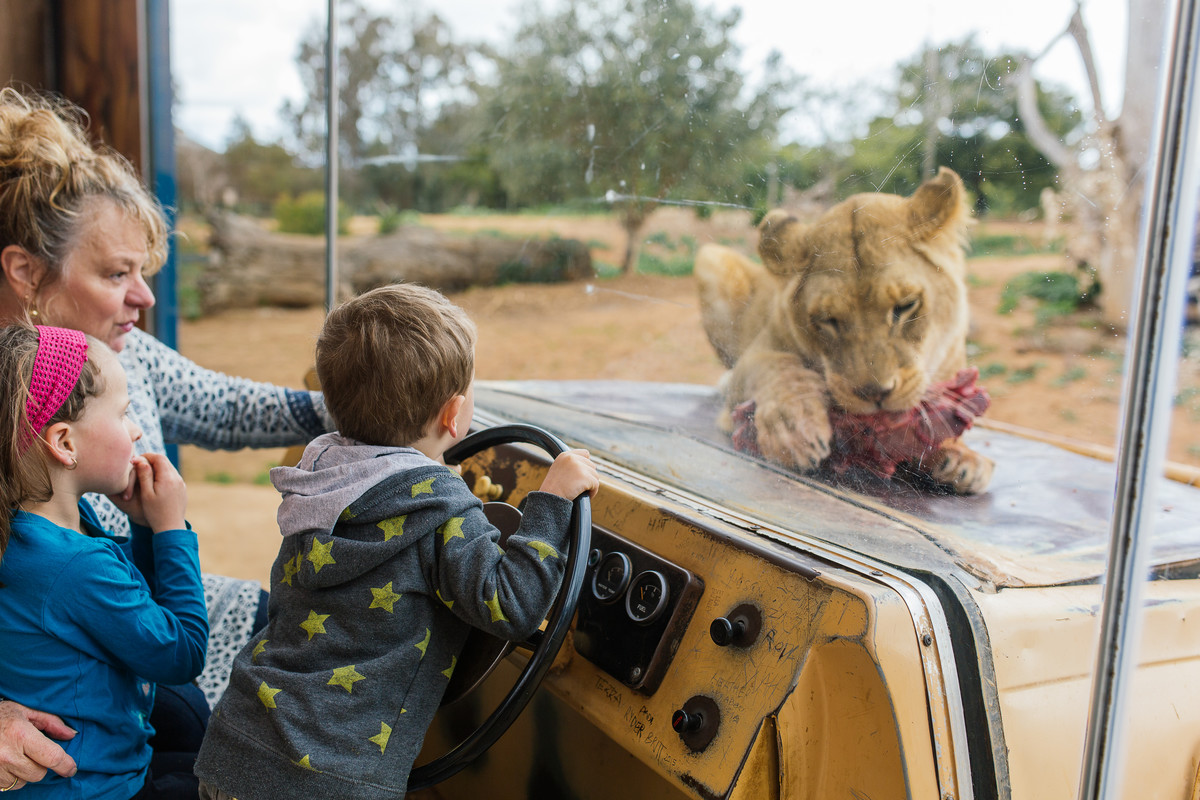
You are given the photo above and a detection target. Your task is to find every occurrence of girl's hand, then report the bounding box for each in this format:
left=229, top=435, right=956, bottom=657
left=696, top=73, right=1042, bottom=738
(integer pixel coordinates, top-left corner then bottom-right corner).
left=109, top=453, right=188, bottom=533
left=538, top=449, right=600, bottom=501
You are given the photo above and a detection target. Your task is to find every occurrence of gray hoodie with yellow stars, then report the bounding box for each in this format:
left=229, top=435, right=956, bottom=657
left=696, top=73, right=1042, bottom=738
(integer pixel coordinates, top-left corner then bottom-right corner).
left=194, top=432, right=573, bottom=799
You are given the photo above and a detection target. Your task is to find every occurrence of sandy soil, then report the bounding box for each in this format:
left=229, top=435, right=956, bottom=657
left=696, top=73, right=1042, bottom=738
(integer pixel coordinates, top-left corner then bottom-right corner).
left=180, top=208, right=1200, bottom=584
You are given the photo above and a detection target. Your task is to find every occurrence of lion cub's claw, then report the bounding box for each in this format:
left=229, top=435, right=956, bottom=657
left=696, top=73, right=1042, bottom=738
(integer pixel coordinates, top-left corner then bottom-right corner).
left=930, top=443, right=995, bottom=495
left=754, top=400, right=832, bottom=472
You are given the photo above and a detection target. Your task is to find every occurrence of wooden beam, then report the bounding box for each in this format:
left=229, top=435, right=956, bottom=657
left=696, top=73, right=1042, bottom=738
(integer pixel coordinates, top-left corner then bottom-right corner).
left=0, top=0, right=51, bottom=88
left=56, top=0, right=144, bottom=172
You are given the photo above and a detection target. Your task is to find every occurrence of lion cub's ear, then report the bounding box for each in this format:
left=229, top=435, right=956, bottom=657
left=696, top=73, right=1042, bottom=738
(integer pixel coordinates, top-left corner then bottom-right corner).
left=908, top=166, right=970, bottom=243
left=757, top=209, right=812, bottom=275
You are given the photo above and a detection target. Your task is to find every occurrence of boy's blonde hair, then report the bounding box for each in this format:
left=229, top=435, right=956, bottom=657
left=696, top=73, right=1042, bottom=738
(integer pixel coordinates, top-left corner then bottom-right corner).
left=0, top=323, right=104, bottom=558
left=317, top=283, right=477, bottom=446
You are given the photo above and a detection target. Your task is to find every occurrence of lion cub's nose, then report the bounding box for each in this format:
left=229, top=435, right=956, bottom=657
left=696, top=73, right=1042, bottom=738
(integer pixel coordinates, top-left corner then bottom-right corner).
left=853, top=382, right=895, bottom=406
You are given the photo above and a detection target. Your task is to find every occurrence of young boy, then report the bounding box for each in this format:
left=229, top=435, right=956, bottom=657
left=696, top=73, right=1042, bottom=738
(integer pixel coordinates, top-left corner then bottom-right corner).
left=193, top=284, right=598, bottom=799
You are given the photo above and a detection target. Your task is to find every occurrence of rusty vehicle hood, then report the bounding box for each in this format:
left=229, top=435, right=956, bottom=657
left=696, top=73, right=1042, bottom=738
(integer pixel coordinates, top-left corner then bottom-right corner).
left=473, top=380, right=1200, bottom=589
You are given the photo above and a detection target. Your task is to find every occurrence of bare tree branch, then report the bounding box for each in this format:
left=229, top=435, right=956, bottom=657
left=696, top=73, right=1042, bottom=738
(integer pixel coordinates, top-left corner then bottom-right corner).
left=1066, top=1, right=1109, bottom=125
left=1015, top=61, right=1075, bottom=168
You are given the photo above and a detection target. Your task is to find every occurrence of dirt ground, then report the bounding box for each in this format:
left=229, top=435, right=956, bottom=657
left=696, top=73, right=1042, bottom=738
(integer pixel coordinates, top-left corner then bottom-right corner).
left=180, top=208, right=1200, bottom=584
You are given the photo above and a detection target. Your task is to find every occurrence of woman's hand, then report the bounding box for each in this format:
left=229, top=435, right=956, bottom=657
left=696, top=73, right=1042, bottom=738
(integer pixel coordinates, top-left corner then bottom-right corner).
left=0, top=701, right=78, bottom=791
left=109, top=453, right=188, bottom=533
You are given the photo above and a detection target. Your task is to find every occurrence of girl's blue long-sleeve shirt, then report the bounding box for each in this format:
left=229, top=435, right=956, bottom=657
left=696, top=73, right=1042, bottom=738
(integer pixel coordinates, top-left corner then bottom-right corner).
left=0, top=501, right=208, bottom=800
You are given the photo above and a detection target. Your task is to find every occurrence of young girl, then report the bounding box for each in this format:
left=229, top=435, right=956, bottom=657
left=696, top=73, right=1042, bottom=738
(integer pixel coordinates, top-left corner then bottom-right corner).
left=0, top=323, right=208, bottom=799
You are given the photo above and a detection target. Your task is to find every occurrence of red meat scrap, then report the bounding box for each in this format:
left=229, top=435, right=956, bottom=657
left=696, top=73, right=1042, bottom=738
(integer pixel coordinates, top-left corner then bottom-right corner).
left=729, top=367, right=991, bottom=480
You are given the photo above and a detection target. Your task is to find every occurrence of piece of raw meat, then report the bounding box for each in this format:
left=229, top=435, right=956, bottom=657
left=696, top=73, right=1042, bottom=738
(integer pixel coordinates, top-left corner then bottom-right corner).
left=730, top=367, right=991, bottom=480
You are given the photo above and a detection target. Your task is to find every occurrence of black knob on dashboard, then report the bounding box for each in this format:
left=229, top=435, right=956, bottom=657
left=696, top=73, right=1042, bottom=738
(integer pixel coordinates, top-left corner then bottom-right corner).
left=671, top=708, right=703, bottom=733
left=671, top=695, right=720, bottom=751
left=709, top=603, right=762, bottom=647
left=709, top=617, right=744, bottom=646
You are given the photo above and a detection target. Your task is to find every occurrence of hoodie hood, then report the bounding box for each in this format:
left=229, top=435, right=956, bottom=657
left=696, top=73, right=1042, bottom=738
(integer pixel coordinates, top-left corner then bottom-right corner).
left=270, top=432, right=436, bottom=537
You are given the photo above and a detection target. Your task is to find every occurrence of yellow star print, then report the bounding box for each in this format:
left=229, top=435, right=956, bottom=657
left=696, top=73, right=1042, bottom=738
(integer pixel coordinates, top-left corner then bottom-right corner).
left=251, top=639, right=268, bottom=663
left=527, top=540, right=560, bottom=562
left=369, top=722, right=392, bottom=754
left=411, top=477, right=436, bottom=497
left=377, top=515, right=407, bottom=540
left=415, top=627, right=431, bottom=657
left=328, top=665, right=365, bottom=693
left=280, top=554, right=301, bottom=586
left=436, top=589, right=454, bottom=610
left=338, top=507, right=356, bottom=522
left=294, top=755, right=318, bottom=771
left=257, top=682, right=282, bottom=709
left=439, top=517, right=466, bottom=545
left=484, top=590, right=509, bottom=623
left=307, top=538, right=336, bottom=573
left=300, top=610, right=330, bottom=640
left=369, top=582, right=401, bottom=613
left=442, top=655, right=457, bottom=679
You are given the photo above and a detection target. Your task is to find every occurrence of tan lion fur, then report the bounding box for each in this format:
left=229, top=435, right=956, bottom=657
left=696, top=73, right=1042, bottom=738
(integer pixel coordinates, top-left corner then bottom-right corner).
left=696, top=167, right=994, bottom=494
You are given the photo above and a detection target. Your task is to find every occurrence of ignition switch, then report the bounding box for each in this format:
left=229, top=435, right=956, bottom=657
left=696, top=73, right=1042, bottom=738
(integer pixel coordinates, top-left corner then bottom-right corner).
left=709, top=603, right=762, bottom=647
left=671, top=695, right=720, bottom=752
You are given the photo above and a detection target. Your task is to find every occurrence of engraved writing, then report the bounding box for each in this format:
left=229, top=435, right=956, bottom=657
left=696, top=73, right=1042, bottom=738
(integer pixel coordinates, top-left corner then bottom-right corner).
left=596, top=676, right=623, bottom=705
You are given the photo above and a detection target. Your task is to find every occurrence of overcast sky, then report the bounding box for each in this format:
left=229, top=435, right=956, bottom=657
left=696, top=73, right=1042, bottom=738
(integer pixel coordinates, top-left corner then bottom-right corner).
left=172, top=0, right=1132, bottom=152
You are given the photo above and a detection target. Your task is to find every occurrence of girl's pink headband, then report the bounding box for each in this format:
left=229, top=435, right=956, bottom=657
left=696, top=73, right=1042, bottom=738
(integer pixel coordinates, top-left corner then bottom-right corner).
left=24, top=326, right=89, bottom=449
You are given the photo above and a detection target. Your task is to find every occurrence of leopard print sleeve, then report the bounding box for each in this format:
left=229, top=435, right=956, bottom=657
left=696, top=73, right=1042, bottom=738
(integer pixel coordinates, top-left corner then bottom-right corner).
left=121, top=328, right=333, bottom=451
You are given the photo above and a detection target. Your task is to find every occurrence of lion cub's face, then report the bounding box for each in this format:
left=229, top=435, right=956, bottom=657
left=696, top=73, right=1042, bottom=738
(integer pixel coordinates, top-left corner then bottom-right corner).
left=759, top=168, right=971, bottom=416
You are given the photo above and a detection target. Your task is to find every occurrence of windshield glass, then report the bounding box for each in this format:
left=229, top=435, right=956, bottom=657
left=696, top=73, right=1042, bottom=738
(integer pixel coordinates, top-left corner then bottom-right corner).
left=161, top=1, right=1200, bottom=795
left=168, top=0, right=1197, bottom=578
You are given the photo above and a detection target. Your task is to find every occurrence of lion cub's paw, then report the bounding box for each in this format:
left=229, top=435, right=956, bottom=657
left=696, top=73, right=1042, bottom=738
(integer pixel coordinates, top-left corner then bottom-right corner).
left=930, top=441, right=994, bottom=495
left=753, top=398, right=833, bottom=472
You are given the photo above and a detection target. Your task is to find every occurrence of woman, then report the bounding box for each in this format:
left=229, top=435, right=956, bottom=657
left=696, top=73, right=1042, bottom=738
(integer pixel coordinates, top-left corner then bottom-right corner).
left=0, top=86, right=333, bottom=789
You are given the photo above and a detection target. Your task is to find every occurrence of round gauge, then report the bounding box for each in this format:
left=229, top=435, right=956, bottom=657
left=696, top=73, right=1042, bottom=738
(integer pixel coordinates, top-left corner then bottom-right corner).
left=625, top=570, right=669, bottom=625
left=591, top=551, right=632, bottom=603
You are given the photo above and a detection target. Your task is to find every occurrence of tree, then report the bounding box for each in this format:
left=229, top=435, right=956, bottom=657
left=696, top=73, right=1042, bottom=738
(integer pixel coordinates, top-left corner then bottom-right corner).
left=1015, top=0, right=1169, bottom=328
left=798, top=39, right=1083, bottom=217
left=221, top=117, right=321, bottom=214
left=283, top=0, right=483, bottom=210
left=480, top=0, right=789, bottom=273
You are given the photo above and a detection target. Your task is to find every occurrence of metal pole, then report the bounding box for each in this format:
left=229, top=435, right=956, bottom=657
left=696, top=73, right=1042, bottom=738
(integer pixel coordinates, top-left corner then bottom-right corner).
left=324, top=0, right=339, bottom=312
left=1076, top=1, right=1200, bottom=797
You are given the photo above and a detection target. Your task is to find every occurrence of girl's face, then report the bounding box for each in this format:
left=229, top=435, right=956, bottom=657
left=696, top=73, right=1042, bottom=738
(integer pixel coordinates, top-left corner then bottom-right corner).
left=36, top=199, right=156, bottom=353
left=68, top=345, right=143, bottom=496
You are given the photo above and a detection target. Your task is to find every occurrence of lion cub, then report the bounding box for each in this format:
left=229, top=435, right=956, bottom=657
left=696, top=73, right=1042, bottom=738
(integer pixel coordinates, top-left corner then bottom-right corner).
left=696, top=167, right=994, bottom=494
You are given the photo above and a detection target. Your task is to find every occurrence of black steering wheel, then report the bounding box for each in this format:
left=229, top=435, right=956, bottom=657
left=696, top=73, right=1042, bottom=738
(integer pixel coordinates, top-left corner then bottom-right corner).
left=406, top=423, right=592, bottom=790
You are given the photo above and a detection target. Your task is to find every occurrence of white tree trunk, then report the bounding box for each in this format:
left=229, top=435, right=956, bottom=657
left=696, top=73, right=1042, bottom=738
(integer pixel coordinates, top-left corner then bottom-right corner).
left=1019, top=0, right=1169, bottom=329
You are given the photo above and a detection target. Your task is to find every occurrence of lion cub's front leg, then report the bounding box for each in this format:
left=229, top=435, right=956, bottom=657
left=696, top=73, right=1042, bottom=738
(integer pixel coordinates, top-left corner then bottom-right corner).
left=725, top=351, right=832, bottom=471
left=927, top=439, right=995, bottom=495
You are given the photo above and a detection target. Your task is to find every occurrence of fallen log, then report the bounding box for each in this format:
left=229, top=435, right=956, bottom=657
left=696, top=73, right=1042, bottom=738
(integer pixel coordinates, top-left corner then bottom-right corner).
left=198, top=211, right=593, bottom=315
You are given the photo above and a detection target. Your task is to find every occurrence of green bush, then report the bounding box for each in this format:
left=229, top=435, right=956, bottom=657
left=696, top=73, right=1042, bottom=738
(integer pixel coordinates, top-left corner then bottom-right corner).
left=998, top=270, right=1092, bottom=322
left=274, top=191, right=349, bottom=236
left=377, top=205, right=419, bottom=235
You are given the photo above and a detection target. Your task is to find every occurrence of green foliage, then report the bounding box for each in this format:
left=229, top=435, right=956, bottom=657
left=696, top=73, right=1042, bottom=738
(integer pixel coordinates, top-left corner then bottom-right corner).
left=495, top=237, right=593, bottom=284
left=217, top=117, right=322, bottom=214
left=480, top=0, right=789, bottom=270
left=999, top=270, right=1091, bottom=322
left=1052, top=366, right=1089, bottom=387
left=1006, top=362, right=1045, bottom=384
left=376, top=205, right=418, bottom=235
left=978, top=362, right=1008, bottom=379
left=783, top=37, right=1084, bottom=216
left=972, top=232, right=1061, bottom=257
left=177, top=253, right=206, bottom=321
left=274, top=191, right=350, bottom=236
left=636, top=231, right=698, bottom=275
left=636, top=251, right=694, bottom=276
